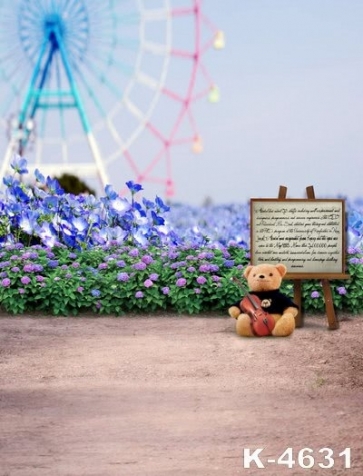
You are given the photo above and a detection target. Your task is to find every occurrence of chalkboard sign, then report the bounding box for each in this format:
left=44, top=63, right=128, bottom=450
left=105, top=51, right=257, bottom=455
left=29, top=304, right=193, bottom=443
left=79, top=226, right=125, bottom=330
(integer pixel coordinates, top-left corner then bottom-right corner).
left=250, top=199, right=346, bottom=278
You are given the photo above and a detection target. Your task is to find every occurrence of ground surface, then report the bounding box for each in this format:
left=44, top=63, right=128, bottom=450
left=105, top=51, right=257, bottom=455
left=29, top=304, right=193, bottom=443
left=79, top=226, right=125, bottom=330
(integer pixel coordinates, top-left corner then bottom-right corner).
left=0, top=312, right=363, bottom=476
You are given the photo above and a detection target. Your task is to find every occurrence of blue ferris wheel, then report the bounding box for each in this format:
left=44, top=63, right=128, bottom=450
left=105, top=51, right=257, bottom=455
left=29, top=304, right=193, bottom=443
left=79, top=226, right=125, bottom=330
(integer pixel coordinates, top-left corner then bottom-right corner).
left=0, top=0, right=222, bottom=196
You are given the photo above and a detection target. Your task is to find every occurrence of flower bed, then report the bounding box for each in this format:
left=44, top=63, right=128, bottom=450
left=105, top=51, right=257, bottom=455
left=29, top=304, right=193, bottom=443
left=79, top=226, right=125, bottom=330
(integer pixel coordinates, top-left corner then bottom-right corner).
left=0, top=156, right=363, bottom=316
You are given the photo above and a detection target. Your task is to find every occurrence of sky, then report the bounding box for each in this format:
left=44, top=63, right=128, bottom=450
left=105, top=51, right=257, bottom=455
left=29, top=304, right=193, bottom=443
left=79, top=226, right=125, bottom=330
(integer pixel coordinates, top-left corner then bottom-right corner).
left=171, top=0, right=363, bottom=205
left=1, top=0, right=363, bottom=206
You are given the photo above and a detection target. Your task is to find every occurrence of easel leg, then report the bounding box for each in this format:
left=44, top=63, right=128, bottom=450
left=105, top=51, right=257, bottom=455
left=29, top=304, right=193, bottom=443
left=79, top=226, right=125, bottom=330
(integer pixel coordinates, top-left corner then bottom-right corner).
left=294, top=280, right=303, bottom=327
left=321, top=280, right=339, bottom=330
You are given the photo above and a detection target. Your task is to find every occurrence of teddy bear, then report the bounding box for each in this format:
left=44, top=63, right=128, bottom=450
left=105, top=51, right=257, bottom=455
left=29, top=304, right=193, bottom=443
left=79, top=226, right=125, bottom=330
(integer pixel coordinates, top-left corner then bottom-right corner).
left=228, top=263, right=298, bottom=337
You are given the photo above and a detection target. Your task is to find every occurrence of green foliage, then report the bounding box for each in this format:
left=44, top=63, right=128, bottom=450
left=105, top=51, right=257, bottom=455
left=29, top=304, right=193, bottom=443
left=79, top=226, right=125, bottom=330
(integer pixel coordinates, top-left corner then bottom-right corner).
left=55, top=173, right=96, bottom=196
left=0, top=244, right=362, bottom=316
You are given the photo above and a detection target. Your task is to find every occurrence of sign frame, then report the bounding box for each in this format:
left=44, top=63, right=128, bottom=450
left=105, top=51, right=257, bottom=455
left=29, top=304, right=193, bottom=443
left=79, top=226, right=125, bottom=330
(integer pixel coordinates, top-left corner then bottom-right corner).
left=250, top=198, right=348, bottom=279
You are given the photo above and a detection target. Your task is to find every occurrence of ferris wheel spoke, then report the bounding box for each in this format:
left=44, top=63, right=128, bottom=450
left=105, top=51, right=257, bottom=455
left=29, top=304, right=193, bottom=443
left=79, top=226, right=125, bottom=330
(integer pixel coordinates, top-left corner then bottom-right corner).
left=140, top=8, right=169, bottom=22
left=143, top=41, right=169, bottom=56
left=72, top=66, right=107, bottom=117
left=113, top=11, right=140, bottom=25
left=136, top=71, right=160, bottom=91
left=76, top=59, right=126, bottom=101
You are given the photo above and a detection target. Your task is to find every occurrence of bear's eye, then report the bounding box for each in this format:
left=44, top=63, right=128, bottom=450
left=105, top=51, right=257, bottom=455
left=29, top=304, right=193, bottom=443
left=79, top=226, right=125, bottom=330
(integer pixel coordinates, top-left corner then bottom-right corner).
left=269, top=273, right=273, bottom=276
left=253, top=273, right=256, bottom=277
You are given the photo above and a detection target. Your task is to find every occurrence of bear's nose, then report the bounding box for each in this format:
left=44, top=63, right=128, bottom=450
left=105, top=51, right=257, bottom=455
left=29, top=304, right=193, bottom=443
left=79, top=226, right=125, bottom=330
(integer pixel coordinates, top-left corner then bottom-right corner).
left=259, top=274, right=265, bottom=279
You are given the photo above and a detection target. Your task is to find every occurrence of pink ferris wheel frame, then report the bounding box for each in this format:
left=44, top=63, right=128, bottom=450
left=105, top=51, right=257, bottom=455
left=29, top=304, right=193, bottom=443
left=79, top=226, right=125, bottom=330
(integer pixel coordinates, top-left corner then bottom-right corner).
left=120, top=0, right=223, bottom=198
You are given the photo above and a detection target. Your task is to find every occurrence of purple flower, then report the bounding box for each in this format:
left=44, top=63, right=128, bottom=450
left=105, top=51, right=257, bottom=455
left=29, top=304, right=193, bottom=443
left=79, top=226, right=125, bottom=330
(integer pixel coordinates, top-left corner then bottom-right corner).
left=98, top=263, right=108, bottom=270
left=135, top=291, right=144, bottom=299
left=349, top=257, right=360, bottom=265
left=71, top=262, right=80, bottom=268
left=129, top=248, right=139, bottom=257
left=149, top=273, right=159, bottom=281
left=61, top=264, right=68, bottom=270
left=11, top=266, right=20, bottom=273
left=196, top=276, right=207, bottom=285
left=187, top=266, right=196, bottom=273
left=116, top=260, right=126, bottom=268
left=211, top=275, right=221, bottom=282
left=199, top=264, right=210, bottom=272
left=311, top=291, right=320, bottom=299
left=65, top=273, right=72, bottom=279
left=144, top=279, right=153, bottom=288
left=0, top=261, right=10, bottom=269
left=68, top=253, right=77, bottom=259
left=209, top=264, right=219, bottom=272
left=337, top=286, right=347, bottom=295
left=170, top=261, right=186, bottom=269
left=18, top=288, right=25, bottom=295
left=176, top=278, right=187, bottom=287
left=194, top=288, right=201, bottom=294
left=162, top=286, right=170, bottom=295
left=77, top=286, right=84, bottom=293
left=142, top=255, right=154, bottom=264
left=20, top=276, right=31, bottom=285
left=23, top=264, right=34, bottom=273
left=36, top=275, right=45, bottom=282
left=133, top=261, right=147, bottom=271
left=198, top=251, right=214, bottom=259
left=1, top=278, right=11, bottom=287
left=117, top=272, right=130, bottom=282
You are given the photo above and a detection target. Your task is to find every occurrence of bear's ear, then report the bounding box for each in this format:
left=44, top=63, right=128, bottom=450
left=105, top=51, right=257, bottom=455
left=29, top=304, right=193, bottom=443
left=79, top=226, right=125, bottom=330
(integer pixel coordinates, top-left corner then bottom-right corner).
left=275, top=263, right=287, bottom=277
left=243, top=265, right=254, bottom=279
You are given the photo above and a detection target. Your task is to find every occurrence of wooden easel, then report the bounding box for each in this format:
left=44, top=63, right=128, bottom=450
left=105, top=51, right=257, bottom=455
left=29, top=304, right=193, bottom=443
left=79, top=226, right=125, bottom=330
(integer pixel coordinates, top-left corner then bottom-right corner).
left=278, top=185, right=349, bottom=330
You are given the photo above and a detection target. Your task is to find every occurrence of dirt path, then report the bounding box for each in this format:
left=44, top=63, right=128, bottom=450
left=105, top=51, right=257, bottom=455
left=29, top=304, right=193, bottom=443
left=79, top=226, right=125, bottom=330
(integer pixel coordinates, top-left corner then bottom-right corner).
left=0, top=313, right=363, bottom=476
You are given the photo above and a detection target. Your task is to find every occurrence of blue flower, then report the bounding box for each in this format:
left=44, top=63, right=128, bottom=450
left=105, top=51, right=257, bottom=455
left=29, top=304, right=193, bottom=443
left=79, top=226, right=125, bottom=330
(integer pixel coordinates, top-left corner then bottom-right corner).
left=91, top=289, right=101, bottom=297
left=223, top=259, right=235, bottom=268
left=45, top=176, right=64, bottom=195
left=47, top=260, right=59, bottom=268
left=34, top=168, right=45, bottom=185
left=10, top=155, right=28, bottom=175
left=126, top=181, right=143, bottom=194
left=155, top=195, right=170, bottom=212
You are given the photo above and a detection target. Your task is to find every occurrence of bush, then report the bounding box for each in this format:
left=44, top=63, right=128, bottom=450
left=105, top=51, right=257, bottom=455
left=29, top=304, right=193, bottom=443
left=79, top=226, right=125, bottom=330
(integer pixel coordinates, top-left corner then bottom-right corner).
left=1, top=155, right=363, bottom=316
